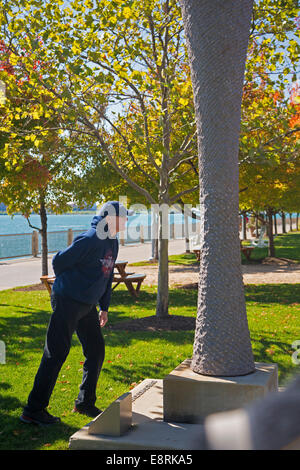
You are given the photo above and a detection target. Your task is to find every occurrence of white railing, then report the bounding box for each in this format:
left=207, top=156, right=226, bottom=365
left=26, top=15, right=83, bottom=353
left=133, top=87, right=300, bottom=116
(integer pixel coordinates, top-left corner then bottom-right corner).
left=0, top=221, right=200, bottom=260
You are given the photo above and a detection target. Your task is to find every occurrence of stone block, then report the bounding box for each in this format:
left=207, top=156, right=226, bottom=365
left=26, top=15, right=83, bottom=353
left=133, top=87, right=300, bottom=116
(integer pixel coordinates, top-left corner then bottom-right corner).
left=163, top=359, right=278, bottom=423
left=88, top=392, right=132, bottom=436
left=69, top=380, right=204, bottom=450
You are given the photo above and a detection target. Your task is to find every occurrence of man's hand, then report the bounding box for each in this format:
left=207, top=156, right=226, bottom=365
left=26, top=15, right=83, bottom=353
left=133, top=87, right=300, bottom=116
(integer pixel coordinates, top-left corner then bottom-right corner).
left=99, top=310, right=108, bottom=328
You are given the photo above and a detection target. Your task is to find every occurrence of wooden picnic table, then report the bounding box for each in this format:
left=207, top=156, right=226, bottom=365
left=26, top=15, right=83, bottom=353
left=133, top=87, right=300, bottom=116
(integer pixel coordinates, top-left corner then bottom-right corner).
left=241, top=246, right=255, bottom=260
left=240, top=241, right=255, bottom=261
left=193, top=245, right=255, bottom=262
left=114, top=260, right=129, bottom=277
left=193, top=249, right=201, bottom=262
left=40, top=260, right=146, bottom=300
left=40, top=275, right=55, bottom=294
left=112, top=260, right=146, bottom=298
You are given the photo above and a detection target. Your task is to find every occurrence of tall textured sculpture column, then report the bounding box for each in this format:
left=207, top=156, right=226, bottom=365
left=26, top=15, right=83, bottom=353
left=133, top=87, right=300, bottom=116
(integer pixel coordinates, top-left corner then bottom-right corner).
left=180, top=0, right=255, bottom=376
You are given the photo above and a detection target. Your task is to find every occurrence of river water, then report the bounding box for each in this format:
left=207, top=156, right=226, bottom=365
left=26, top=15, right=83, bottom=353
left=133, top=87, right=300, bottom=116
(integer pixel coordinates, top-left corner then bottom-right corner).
left=0, top=212, right=189, bottom=259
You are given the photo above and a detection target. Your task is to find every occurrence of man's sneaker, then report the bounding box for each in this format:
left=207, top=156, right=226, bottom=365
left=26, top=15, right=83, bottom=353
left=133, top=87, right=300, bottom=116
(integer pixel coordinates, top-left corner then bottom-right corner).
left=20, top=409, right=61, bottom=425
left=72, top=404, right=102, bottom=418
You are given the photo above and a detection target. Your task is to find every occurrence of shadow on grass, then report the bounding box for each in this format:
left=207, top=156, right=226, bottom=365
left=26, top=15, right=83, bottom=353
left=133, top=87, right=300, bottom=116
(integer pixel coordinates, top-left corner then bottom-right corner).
left=103, top=328, right=194, bottom=350
left=0, top=307, right=49, bottom=348
left=3, top=284, right=299, bottom=361
left=241, top=232, right=300, bottom=264
left=0, top=307, right=78, bottom=364
left=245, top=284, right=300, bottom=304
left=0, top=288, right=197, bottom=365
left=250, top=334, right=300, bottom=385
left=275, top=232, right=300, bottom=247
left=0, top=391, right=79, bottom=451
left=112, top=287, right=197, bottom=308
left=101, top=359, right=188, bottom=387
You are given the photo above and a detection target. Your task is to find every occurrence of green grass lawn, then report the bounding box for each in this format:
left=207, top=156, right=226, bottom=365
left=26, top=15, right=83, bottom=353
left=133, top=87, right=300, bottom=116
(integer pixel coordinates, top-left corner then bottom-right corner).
left=129, top=251, right=199, bottom=267
left=241, top=231, right=300, bottom=264
left=0, top=286, right=196, bottom=450
left=0, top=231, right=299, bottom=450
left=0, top=283, right=300, bottom=450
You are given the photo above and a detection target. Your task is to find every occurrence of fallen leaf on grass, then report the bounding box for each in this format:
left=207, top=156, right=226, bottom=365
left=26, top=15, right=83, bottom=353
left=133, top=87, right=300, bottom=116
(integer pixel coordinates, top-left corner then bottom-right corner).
left=266, top=348, right=275, bottom=355
left=129, top=382, right=137, bottom=390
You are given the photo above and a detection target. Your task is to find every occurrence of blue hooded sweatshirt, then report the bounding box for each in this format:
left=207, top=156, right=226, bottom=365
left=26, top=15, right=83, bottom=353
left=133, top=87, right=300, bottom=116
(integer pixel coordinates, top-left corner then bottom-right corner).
left=52, top=215, right=119, bottom=311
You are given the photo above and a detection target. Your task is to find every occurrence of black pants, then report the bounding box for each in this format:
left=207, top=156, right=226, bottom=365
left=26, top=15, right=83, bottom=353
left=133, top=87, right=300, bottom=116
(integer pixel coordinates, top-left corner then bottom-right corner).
left=24, top=291, right=105, bottom=413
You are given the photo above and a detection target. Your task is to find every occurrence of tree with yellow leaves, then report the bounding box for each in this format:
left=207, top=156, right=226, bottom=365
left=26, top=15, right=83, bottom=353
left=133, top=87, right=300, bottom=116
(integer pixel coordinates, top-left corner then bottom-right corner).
left=0, top=0, right=298, bottom=317
left=239, top=81, right=300, bottom=256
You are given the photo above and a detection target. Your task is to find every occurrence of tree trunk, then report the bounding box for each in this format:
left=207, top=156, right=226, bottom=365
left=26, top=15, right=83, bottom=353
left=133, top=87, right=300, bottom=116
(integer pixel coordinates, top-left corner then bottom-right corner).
left=255, top=213, right=259, bottom=238
left=242, top=212, right=247, bottom=240
left=155, top=9, right=172, bottom=318
left=181, top=0, right=255, bottom=376
left=39, top=198, right=48, bottom=276
left=267, top=208, right=275, bottom=258
left=156, top=205, right=169, bottom=317
left=184, top=210, right=190, bottom=252
left=282, top=212, right=286, bottom=233
left=274, top=212, right=277, bottom=235
left=297, top=213, right=299, bottom=231
left=154, top=238, right=158, bottom=260
left=150, top=208, right=159, bottom=261
left=289, top=213, right=292, bottom=232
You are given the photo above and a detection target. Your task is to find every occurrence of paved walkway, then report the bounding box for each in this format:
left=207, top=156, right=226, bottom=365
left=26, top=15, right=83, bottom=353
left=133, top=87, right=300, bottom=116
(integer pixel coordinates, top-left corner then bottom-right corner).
left=0, top=239, right=186, bottom=291
left=1, top=227, right=298, bottom=291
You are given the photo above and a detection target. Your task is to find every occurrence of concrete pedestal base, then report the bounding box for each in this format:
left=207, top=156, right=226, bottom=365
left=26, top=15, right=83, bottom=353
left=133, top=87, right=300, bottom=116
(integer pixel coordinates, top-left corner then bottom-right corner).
left=69, top=360, right=278, bottom=450
left=88, top=392, right=132, bottom=437
left=69, top=379, right=203, bottom=450
left=163, top=359, right=278, bottom=423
